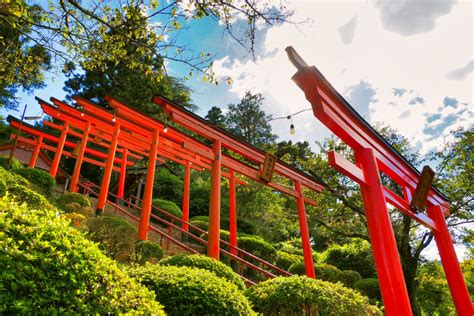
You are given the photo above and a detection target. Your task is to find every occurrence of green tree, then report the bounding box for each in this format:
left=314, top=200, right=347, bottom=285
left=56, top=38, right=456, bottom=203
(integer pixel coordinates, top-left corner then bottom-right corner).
left=0, top=1, right=51, bottom=109
left=225, top=91, right=277, bottom=147
left=205, top=106, right=226, bottom=129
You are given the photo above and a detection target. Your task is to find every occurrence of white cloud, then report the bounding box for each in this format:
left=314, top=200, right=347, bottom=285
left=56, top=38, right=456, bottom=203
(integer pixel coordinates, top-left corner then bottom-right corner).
left=212, top=1, right=473, bottom=153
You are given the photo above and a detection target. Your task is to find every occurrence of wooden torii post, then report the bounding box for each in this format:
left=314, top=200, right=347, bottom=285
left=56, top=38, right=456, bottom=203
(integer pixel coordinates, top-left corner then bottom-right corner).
left=286, top=46, right=472, bottom=316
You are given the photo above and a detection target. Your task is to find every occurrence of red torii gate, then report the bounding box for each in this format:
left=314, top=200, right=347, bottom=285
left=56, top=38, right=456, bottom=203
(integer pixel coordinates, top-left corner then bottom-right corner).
left=286, top=47, right=472, bottom=316
left=9, top=95, right=325, bottom=279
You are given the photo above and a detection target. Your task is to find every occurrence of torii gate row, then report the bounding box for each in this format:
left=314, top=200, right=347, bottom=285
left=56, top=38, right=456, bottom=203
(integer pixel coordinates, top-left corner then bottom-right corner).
left=30, top=94, right=325, bottom=276
left=286, top=47, right=472, bottom=316
left=106, top=95, right=325, bottom=276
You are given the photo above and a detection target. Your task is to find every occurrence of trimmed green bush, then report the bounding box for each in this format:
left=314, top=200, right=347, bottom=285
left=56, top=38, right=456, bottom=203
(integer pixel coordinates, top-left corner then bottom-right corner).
left=152, top=198, right=182, bottom=221
left=245, top=276, right=382, bottom=315
left=63, top=202, right=95, bottom=217
left=354, top=278, right=382, bottom=302
left=86, top=215, right=137, bottom=260
left=0, top=195, right=163, bottom=314
left=13, top=168, right=56, bottom=195
left=191, top=215, right=209, bottom=222
left=134, top=240, right=164, bottom=264
left=189, top=219, right=209, bottom=231
left=0, top=167, right=53, bottom=210
left=0, top=156, right=23, bottom=169
left=324, top=238, right=376, bottom=278
left=160, top=254, right=245, bottom=290
left=339, top=270, right=362, bottom=288
left=57, top=192, right=91, bottom=211
left=288, top=262, right=342, bottom=283
left=275, top=250, right=303, bottom=270
left=127, top=264, right=256, bottom=315
left=238, top=236, right=277, bottom=263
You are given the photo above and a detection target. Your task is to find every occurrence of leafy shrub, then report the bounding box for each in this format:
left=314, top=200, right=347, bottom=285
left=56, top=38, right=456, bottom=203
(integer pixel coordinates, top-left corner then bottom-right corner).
left=339, top=270, right=362, bottom=288
left=13, top=168, right=56, bottom=195
left=134, top=240, right=164, bottom=264
left=63, top=202, right=95, bottom=218
left=60, top=212, right=86, bottom=228
left=86, top=215, right=137, bottom=260
left=288, top=262, right=342, bottom=283
left=152, top=198, right=182, bottom=221
left=127, top=264, right=255, bottom=315
left=221, top=217, right=257, bottom=235
left=275, top=250, right=303, bottom=270
left=417, top=262, right=455, bottom=315
left=0, top=156, right=23, bottom=169
left=0, top=167, right=53, bottom=210
left=57, top=192, right=91, bottom=211
left=275, top=238, right=303, bottom=255
left=0, top=195, right=163, bottom=314
left=324, top=239, right=376, bottom=278
left=160, top=254, right=245, bottom=290
left=354, top=278, right=382, bottom=302
left=190, top=215, right=209, bottom=222
left=189, top=219, right=208, bottom=232
left=238, top=236, right=277, bottom=263
left=153, top=168, right=183, bottom=205
left=245, top=276, right=382, bottom=315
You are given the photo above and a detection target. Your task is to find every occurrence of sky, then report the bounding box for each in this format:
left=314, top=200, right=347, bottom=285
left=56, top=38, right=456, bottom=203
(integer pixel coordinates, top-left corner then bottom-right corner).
left=4, top=0, right=473, bottom=259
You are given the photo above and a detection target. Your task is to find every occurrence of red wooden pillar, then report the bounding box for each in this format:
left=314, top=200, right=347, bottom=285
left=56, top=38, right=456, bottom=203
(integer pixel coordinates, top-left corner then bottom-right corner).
left=207, top=139, right=222, bottom=260
left=28, top=135, right=43, bottom=168
left=427, top=205, right=473, bottom=315
left=229, top=170, right=238, bottom=256
left=96, top=123, right=121, bottom=213
left=295, top=180, right=316, bottom=278
left=356, top=148, right=412, bottom=316
left=117, top=148, right=128, bottom=201
left=138, top=129, right=159, bottom=240
left=50, top=120, right=69, bottom=177
left=69, top=121, right=91, bottom=192
left=181, top=161, right=191, bottom=231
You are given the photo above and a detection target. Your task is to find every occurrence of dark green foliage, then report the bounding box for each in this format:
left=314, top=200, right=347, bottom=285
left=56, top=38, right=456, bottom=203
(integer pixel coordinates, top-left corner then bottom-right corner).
left=237, top=236, right=277, bottom=263
left=134, top=240, right=164, bottom=264
left=275, top=251, right=303, bottom=270
left=191, top=215, right=209, bottom=222
left=153, top=168, right=184, bottom=206
left=0, top=156, right=23, bottom=169
left=221, top=216, right=257, bottom=235
left=354, top=278, right=382, bottom=302
left=339, top=270, right=362, bottom=288
left=205, top=106, right=227, bottom=129
left=160, top=254, right=245, bottom=290
left=152, top=198, right=182, bottom=221
left=245, top=276, right=382, bottom=315
left=0, top=195, right=163, bottom=314
left=0, top=167, right=53, bottom=210
left=127, top=264, right=256, bottom=315
left=13, top=168, right=56, bottom=195
left=57, top=192, right=91, bottom=211
left=86, top=215, right=137, bottom=260
left=323, top=238, right=376, bottom=278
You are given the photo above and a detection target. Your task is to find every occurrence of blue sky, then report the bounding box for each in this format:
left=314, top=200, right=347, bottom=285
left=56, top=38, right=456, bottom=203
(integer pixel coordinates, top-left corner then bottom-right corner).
left=3, top=0, right=473, bottom=258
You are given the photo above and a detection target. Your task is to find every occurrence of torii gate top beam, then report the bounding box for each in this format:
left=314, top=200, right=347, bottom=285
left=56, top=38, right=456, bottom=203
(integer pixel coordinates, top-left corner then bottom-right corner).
left=286, top=46, right=449, bottom=211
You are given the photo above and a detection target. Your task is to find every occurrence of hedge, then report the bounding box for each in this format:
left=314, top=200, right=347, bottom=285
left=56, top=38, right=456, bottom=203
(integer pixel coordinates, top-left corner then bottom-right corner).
left=354, top=278, right=382, bottom=302
left=0, top=156, right=23, bottom=169
left=190, top=215, right=209, bottom=222
left=237, top=236, right=277, bottom=263
left=86, top=215, right=137, bottom=260
left=288, top=262, right=342, bottom=283
left=189, top=219, right=209, bottom=232
left=0, top=167, right=53, bottom=210
left=57, top=192, right=91, bottom=211
left=13, top=168, right=56, bottom=195
left=133, top=240, right=164, bottom=264
left=127, top=264, right=256, bottom=315
left=339, top=270, right=362, bottom=288
left=275, top=250, right=303, bottom=270
left=152, top=198, right=182, bottom=221
left=323, top=239, right=376, bottom=278
left=245, top=276, right=382, bottom=315
left=0, top=195, right=163, bottom=314
left=160, top=254, right=245, bottom=290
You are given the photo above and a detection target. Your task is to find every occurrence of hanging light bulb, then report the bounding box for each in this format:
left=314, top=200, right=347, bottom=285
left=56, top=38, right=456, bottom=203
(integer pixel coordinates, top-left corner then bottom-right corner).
left=290, top=123, right=296, bottom=135
left=163, top=125, right=168, bottom=133
left=112, top=116, right=116, bottom=122
left=81, top=111, right=85, bottom=117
